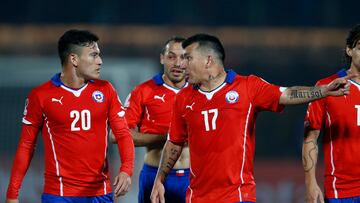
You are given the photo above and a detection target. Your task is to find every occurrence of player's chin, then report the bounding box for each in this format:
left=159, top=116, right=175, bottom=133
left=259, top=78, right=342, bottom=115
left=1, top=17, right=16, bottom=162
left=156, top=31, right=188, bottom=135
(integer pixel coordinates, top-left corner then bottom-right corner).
left=170, top=75, right=185, bottom=83
left=88, top=73, right=101, bottom=80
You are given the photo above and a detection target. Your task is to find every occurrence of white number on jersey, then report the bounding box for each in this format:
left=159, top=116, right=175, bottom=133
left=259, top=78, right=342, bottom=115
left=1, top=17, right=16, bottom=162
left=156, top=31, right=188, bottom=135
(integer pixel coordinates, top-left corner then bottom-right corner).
left=70, top=110, right=91, bottom=131
left=356, top=105, right=360, bottom=126
left=201, top=108, right=218, bottom=131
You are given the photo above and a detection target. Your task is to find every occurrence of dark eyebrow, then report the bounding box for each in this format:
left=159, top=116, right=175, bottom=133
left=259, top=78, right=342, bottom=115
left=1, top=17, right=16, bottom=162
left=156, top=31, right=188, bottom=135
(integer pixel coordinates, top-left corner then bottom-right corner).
left=167, top=51, right=177, bottom=55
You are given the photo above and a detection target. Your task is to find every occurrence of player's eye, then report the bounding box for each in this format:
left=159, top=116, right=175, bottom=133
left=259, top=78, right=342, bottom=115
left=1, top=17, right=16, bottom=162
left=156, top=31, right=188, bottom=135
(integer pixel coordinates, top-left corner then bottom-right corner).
left=91, top=53, right=99, bottom=58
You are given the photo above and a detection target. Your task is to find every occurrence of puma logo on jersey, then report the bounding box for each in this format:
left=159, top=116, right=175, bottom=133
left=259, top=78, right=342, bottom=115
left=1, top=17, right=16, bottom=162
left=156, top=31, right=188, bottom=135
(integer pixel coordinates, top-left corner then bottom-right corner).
left=186, top=102, right=195, bottom=110
left=51, top=96, right=63, bottom=105
left=154, top=94, right=166, bottom=102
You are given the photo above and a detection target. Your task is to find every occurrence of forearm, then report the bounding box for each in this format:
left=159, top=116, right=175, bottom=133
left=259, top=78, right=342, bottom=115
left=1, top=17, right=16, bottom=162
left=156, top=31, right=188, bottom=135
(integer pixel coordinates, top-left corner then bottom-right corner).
left=7, top=125, right=38, bottom=199
left=303, top=130, right=320, bottom=185
left=155, top=141, right=184, bottom=183
left=280, top=86, right=325, bottom=105
left=132, top=130, right=167, bottom=147
left=115, top=129, right=135, bottom=176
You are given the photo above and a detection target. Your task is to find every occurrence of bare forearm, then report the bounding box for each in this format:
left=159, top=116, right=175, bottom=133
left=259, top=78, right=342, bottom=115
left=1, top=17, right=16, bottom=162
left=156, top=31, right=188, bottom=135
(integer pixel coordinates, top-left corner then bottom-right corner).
left=303, top=130, right=320, bottom=184
left=132, top=131, right=167, bottom=147
left=280, top=86, right=325, bottom=105
left=155, top=141, right=183, bottom=183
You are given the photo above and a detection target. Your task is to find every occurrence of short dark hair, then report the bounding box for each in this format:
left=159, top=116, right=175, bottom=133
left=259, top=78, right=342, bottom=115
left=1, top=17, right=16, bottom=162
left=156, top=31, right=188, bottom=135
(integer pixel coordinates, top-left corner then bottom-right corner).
left=345, top=24, right=360, bottom=65
left=182, top=34, right=225, bottom=64
left=161, top=36, right=186, bottom=54
left=58, top=29, right=99, bottom=65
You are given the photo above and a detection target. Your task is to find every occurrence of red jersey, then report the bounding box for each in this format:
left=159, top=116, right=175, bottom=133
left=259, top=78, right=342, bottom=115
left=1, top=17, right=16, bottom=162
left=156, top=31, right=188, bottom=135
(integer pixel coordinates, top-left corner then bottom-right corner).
left=7, top=73, right=134, bottom=198
left=125, top=73, right=187, bottom=134
left=305, top=69, right=360, bottom=199
left=169, top=70, right=284, bottom=203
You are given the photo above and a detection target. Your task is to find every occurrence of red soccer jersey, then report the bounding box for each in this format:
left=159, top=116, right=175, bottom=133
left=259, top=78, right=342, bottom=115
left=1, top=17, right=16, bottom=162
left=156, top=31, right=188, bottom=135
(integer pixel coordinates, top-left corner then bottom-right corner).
left=305, top=69, right=360, bottom=199
left=125, top=73, right=187, bottom=134
left=169, top=70, right=284, bottom=203
left=7, top=73, right=134, bottom=198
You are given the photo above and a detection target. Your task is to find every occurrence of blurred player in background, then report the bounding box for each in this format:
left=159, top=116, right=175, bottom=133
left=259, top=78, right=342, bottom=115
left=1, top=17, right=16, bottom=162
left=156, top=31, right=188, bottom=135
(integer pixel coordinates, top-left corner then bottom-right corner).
left=150, top=33, right=354, bottom=203
left=112, top=36, right=190, bottom=203
left=6, top=29, right=134, bottom=203
left=303, top=24, right=360, bottom=203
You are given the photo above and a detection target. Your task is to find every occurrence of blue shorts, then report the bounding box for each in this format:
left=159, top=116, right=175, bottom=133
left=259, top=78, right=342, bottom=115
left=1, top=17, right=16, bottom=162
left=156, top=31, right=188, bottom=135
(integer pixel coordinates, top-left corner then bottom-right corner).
left=326, top=196, right=360, bottom=203
left=138, top=164, right=190, bottom=203
left=41, top=193, right=113, bottom=203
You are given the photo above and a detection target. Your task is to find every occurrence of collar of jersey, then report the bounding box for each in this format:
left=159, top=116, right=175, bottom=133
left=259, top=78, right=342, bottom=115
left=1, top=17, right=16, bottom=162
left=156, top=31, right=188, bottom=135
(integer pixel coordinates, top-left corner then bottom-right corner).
left=337, top=69, right=347, bottom=77
left=193, top=69, right=236, bottom=90
left=337, top=68, right=360, bottom=90
left=152, top=73, right=165, bottom=85
left=152, top=72, right=188, bottom=93
left=51, top=73, right=94, bottom=87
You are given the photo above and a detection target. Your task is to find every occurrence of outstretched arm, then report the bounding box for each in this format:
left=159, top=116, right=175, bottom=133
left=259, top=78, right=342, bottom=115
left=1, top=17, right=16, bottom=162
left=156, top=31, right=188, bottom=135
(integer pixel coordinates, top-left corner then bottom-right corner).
left=150, top=141, right=184, bottom=203
left=279, top=74, right=353, bottom=105
left=303, top=129, right=324, bottom=203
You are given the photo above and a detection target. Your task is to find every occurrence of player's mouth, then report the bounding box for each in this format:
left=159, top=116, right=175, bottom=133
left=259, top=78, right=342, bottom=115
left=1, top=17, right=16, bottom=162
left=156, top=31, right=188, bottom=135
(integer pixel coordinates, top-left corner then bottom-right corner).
left=171, top=67, right=185, bottom=76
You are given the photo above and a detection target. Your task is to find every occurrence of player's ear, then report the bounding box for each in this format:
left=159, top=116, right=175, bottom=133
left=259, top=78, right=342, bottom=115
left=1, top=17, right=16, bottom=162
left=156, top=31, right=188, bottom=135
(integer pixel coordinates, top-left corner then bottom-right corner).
left=205, top=55, right=213, bottom=69
left=160, top=53, right=164, bottom=65
left=69, top=53, right=79, bottom=67
left=346, top=46, right=352, bottom=58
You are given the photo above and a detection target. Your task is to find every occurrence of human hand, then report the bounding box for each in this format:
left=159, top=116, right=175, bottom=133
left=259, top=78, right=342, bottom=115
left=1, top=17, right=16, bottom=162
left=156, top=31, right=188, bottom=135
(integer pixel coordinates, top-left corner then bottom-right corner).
left=323, top=73, right=357, bottom=96
left=305, top=182, right=324, bottom=203
left=113, top=171, right=131, bottom=197
left=5, top=199, right=19, bottom=203
left=150, top=179, right=165, bottom=203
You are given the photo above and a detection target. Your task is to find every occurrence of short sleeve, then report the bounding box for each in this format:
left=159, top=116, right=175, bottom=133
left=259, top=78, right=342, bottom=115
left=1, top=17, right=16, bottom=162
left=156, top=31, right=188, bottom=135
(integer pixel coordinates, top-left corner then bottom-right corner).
left=247, top=75, right=284, bottom=112
left=168, top=94, right=188, bottom=143
left=304, top=81, right=326, bottom=131
left=124, top=86, right=144, bottom=129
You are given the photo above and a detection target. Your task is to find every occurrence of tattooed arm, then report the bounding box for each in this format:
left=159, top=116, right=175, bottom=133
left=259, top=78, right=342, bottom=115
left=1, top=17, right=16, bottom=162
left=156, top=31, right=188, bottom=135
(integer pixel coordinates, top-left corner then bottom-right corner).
left=279, top=74, right=353, bottom=105
left=303, top=129, right=324, bottom=203
left=150, top=140, right=184, bottom=203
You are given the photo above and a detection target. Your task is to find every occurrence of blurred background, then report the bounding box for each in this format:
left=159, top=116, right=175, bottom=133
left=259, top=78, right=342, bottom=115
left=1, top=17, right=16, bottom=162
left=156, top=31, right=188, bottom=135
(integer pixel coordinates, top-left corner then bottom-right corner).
left=1, top=0, right=360, bottom=202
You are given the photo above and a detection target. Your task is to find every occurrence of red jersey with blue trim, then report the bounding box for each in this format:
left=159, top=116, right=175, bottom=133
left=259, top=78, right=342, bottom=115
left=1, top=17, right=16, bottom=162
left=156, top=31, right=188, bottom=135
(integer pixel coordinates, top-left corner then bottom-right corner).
left=7, top=73, right=134, bottom=198
left=125, top=73, right=187, bottom=134
left=169, top=70, right=284, bottom=203
left=305, top=69, right=360, bottom=199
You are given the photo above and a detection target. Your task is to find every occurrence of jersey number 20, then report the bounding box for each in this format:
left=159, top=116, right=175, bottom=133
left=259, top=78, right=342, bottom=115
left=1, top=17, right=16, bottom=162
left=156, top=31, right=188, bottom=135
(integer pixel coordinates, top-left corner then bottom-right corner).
left=70, top=110, right=91, bottom=131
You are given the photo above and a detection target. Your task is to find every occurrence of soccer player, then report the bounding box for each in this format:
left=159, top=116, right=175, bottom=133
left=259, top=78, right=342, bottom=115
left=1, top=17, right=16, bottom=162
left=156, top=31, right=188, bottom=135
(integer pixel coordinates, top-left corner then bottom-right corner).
left=5, top=29, right=135, bottom=203
left=302, top=24, right=360, bottom=203
left=113, top=36, right=190, bottom=203
left=150, top=34, right=354, bottom=203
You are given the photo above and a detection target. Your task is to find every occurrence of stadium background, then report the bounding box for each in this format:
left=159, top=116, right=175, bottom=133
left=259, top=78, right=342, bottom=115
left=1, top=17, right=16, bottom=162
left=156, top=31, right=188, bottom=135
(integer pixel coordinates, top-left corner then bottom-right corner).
left=1, top=0, right=359, bottom=202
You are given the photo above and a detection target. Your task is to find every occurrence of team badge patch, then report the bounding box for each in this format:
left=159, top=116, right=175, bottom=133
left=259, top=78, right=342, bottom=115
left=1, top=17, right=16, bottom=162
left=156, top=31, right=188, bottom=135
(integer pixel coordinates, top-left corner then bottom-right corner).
left=92, top=91, right=104, bottom=103
left=225, top=90, right=239, bottom=103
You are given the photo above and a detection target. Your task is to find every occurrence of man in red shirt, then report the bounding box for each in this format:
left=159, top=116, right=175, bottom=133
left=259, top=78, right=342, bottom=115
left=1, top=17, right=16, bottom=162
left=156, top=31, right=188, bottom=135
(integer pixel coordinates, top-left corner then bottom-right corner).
left=150, top=34, right=353, bottom=203
left=122, top=36, right=190, bottom=203
left=303, top=24, right=360, bottom=203
left=6, top=29, right=134, bottom=203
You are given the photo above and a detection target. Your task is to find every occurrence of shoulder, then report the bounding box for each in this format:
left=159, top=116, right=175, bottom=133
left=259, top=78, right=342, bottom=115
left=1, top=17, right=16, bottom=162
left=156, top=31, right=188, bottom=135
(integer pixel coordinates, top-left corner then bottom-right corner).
left=315, top=74, right=339, bottom=86
left=137, top=79, right=157, bottom=90
left=30, top=80, right=54, bottom=96
left=178, top=84, right=196, bottom=96
left=92, top=79, right=112, bottom=87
